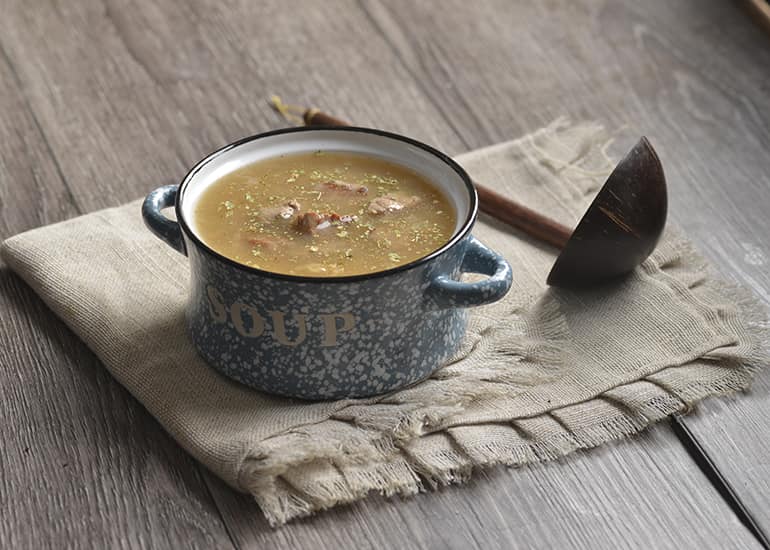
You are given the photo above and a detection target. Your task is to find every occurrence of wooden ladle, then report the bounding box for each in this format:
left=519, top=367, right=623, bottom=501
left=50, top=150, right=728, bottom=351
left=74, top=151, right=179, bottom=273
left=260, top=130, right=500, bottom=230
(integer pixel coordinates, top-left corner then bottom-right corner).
left=293, top=108, right=667, bottom=288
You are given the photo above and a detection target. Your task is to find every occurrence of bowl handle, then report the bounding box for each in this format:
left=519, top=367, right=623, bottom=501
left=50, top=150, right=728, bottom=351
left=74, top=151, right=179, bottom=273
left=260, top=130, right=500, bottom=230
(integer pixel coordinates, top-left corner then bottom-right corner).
left=142, top=185, right=187, bottom=255
left=426, top=236, right=512, bottom=309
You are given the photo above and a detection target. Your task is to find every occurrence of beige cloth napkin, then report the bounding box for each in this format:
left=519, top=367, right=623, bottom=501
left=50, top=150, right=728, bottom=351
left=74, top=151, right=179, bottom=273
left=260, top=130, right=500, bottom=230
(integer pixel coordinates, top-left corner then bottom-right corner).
left=2, top=120, right=766, bottom=526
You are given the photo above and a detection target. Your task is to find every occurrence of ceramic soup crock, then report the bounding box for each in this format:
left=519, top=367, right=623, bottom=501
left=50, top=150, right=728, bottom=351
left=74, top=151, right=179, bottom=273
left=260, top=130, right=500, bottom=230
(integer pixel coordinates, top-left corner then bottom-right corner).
left=142, top=127, right=512, bottom=399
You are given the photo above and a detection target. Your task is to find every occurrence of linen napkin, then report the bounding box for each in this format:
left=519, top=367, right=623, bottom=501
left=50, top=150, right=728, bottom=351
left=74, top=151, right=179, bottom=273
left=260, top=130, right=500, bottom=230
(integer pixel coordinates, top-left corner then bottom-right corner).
left=2, top=119, right=766, bottom=526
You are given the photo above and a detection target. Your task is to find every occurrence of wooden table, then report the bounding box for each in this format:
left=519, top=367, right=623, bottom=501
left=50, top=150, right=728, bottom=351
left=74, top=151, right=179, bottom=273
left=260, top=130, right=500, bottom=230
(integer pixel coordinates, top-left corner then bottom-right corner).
left=1, top=1, right=768, bottom=548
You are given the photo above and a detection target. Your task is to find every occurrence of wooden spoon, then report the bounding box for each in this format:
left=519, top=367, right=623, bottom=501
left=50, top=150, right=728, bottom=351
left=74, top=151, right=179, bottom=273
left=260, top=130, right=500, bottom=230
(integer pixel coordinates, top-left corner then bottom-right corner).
left=300, top=110, right=667, bottom=288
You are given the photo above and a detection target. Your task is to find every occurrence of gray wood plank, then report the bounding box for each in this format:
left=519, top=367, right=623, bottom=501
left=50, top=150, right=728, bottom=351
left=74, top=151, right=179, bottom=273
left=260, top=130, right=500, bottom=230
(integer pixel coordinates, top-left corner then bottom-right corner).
left=0, top=43, right=79, bottom=234
left=0, top=0, right=767, bottom=548
left=0, top=0, right=465, bottom=212
left=0, top=13, right=235, bottom=550
left=362, top=0, right=770, bottom=538
left=205, top=426, right=760, bottom=550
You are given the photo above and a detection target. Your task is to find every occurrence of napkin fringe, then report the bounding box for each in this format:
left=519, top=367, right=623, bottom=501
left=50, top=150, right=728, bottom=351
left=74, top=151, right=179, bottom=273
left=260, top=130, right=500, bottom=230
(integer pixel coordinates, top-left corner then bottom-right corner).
left=248, top=365, right=759, bottom=527
left=239, top=234, right=768, bottom=526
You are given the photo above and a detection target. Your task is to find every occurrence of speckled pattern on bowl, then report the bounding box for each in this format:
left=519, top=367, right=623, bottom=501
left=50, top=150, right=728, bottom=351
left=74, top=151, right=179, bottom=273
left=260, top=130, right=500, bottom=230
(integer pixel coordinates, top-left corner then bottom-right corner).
left=142, top=127, right=512, bottom=399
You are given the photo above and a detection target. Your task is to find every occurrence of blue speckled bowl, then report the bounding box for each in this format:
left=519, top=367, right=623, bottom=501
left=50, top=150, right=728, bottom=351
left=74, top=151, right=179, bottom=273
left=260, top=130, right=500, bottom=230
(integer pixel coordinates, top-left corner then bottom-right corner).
left=142, top=127, right=512, bottom=399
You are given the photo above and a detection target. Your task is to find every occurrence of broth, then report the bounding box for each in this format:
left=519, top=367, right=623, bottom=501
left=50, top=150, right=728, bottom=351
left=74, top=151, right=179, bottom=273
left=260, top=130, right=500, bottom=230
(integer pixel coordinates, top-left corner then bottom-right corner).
left=192, top=151, right=457, bottom=277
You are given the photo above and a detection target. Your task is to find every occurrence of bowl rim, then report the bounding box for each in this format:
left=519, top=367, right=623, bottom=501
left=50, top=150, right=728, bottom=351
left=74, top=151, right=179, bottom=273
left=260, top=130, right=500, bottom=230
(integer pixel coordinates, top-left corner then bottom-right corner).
left=175, top=126, right=478, bottom=284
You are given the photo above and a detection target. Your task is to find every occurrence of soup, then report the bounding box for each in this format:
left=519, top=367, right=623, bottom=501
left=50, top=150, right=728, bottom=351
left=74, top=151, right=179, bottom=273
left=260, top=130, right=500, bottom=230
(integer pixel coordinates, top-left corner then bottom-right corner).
left=192, top=151, right=456, bottom=276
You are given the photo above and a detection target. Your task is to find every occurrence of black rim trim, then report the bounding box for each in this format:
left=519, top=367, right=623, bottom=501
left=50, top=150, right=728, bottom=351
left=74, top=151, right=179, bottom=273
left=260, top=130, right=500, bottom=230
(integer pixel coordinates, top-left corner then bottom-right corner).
left=175, top=126, right=478, bottom=283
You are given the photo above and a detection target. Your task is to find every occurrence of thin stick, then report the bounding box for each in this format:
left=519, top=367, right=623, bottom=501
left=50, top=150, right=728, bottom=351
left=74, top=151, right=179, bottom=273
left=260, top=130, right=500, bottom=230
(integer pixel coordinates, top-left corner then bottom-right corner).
left=475, top=185, right=571, bottom=249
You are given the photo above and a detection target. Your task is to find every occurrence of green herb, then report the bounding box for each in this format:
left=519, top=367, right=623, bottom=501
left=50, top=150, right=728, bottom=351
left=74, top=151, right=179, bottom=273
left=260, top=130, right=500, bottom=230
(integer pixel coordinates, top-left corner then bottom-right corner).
left=219, top=200, right=235, bottom=218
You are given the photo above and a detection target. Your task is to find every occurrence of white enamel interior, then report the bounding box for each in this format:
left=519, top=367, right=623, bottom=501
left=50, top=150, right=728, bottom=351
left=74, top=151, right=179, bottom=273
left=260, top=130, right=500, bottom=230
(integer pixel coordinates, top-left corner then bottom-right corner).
left=180, top=129, right=472, bottom=237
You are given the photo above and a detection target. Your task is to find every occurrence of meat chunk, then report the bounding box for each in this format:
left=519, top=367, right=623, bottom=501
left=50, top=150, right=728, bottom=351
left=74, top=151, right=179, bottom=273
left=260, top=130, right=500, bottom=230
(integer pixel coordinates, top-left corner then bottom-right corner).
left=294, top=211, right=357, bottom=234
left=367, top=196, right=402, bottom=215
left=259, top=200, right=300, bottom=221
left=318, top=179, right=368, bottom=195
left=295, top=212, right=332, bottom=234
left=367, top=195, right=420, bottom=215
left=245, top=235, right=285, bottom=250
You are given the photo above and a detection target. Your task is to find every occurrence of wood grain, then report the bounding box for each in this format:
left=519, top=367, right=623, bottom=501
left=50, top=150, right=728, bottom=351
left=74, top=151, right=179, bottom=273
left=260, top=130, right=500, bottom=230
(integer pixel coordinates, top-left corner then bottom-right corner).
left=0, top=0, right=768, bottom=548
left=206, top=427, right=761, bottom=550
left=363, top=0, right=770, bottom=540
left=0, top=10, right=234, bottom=550
left=0, top=0, right=465, bottom=211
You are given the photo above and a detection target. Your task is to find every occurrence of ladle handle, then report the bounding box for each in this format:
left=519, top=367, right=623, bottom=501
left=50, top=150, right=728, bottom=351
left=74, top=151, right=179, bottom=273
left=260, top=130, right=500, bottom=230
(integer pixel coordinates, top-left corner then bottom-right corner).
left=304, top=110, right=349, bottom=127
left=304, top=110, right=573, bottom=250
left=475, top=185, right=571, bottom=249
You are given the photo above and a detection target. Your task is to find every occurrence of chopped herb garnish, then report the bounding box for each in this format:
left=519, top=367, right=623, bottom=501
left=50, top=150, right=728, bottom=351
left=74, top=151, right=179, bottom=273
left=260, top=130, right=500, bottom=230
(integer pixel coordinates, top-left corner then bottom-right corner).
left=219, top=200, right=235, bottom=218
left=196, top=151, right=454, bottom=276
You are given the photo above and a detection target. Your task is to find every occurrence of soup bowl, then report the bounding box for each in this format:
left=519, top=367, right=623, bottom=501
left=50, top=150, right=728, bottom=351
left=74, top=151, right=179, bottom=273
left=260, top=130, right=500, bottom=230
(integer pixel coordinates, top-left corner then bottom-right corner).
left=142, top=127, right=512, bottom=399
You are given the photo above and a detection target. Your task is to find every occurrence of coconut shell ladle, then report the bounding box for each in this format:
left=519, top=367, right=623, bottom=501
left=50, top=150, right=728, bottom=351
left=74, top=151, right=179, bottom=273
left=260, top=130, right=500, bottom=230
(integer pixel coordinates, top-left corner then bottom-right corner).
left=476, top=136, right=667, bottom=287
left=270, top=100, right=667, bottom=287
